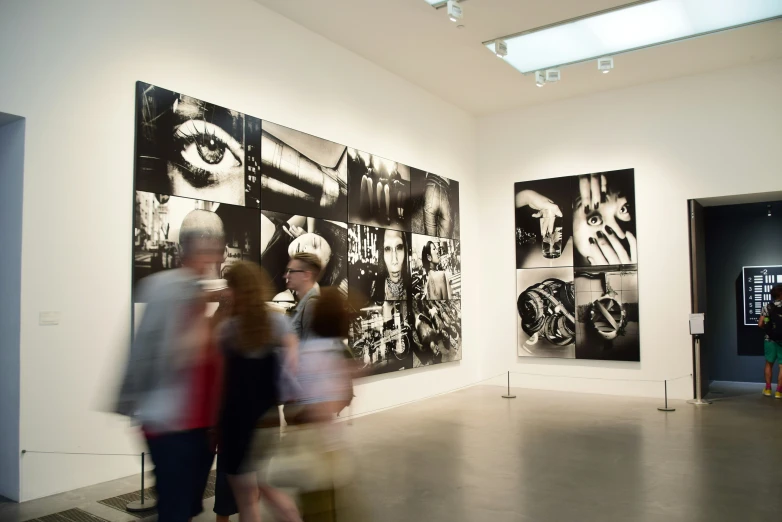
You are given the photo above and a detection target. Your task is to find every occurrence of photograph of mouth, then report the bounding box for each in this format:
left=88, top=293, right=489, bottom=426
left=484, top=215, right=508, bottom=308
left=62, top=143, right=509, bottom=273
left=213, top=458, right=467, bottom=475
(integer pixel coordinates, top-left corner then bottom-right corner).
left=348, top=224, right=412, bottom=304
left=133, top=191, right=260, bottom=299
left=260, top=121, right=348, bottom=222
left=349, top=300, right=414, bottom=375
left=260, top=210, right=348, bottom=302
left=135, top=82, right=261, bottom=208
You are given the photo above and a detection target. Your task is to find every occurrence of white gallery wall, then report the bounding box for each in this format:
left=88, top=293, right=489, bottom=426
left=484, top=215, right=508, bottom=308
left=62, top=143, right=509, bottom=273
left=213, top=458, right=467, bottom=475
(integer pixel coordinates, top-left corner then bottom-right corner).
left=0, top=0, right=478, bottom=501
left=477, top=59, right=782, bottom=399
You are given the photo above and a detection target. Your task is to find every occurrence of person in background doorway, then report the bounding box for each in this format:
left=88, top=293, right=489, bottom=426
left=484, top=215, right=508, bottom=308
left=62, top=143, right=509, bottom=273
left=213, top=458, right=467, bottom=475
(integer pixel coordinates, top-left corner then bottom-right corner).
left=759, top=284, right=782, bottom=398
left=115, top=225, right=226, bottom=522
left=286, top=252, right=323, bottom=341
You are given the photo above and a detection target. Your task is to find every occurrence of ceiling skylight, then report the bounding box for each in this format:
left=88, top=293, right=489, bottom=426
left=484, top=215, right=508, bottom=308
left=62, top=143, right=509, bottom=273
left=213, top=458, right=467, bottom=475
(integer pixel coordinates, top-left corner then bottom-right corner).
left=485, top=0, right=782, bottom=74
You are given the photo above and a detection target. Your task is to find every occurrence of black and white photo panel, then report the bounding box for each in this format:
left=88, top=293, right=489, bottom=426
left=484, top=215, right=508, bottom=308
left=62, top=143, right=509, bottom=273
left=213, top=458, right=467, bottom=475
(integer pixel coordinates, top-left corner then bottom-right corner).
left=260, top=210, right=348, bottom=301
left=348, top=224, right=412, bottom=304
left=410, top=234, right=461, bottom=300
left=574, top=265, right=640, bottom=361
left=349, top=300, right=414, bottom=375
left=347, top=148, right=411, bottom=231
left=514, top=177, right=575, bottom=268
left=133, top=191, right=260, bottom=299
left=409, top=168, right=460, bottom=239
left=572, top=169, right=636, bottom=267
left=135, top=82, right=261, bottom=208
left=516, top=267, right=576, bottom=359
left=260, top=121, right=348, bottom=222
left=412, top=300, right=462, bottom=367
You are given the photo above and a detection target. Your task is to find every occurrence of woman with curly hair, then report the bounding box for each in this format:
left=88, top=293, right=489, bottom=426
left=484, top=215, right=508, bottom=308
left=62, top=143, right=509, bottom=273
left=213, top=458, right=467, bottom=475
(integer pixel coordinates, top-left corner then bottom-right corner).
left=216, top=261, right=301, bottom=522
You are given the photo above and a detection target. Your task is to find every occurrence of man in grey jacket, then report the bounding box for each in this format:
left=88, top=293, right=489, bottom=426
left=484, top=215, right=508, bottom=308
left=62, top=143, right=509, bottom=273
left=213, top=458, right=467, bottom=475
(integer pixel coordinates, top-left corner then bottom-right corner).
left=116, top=210, right=225, bottom=522
left=285, top=252, right=322, bottom=341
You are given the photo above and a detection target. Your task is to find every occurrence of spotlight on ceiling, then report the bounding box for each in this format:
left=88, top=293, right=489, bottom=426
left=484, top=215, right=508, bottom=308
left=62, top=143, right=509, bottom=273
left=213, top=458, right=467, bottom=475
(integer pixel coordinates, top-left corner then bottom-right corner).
left=447, top=0, right=463, bottom=22
left=495, top=39, right=508, bottom=58
left=535, top=71, right=546, bottom=88
left=545, top=69, right=561, bottom=82
left=598, top=57, right=614, bottom=74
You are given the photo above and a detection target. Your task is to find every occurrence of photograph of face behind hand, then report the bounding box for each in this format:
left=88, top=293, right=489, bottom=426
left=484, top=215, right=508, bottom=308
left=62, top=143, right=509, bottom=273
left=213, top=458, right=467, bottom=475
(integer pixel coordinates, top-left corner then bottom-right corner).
left=515, top=177, right=575, bottom=268
left=135, top=82, right=261, bottom=208
left=572, top=169, right=636, bottom=267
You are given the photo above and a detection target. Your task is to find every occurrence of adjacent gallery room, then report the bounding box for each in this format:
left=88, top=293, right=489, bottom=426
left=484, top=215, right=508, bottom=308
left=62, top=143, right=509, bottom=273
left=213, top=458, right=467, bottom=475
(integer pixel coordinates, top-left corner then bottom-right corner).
left=0, top=1, right=781, bottom=521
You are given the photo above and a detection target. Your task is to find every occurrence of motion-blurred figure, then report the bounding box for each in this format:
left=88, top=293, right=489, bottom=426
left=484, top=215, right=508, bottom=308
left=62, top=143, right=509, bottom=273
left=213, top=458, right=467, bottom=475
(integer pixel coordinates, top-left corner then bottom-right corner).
left=115, top=219, right=226, bottom=522
left=286, top=252, right=323, bottom=341
left=217, top=261, right=301, bottom=522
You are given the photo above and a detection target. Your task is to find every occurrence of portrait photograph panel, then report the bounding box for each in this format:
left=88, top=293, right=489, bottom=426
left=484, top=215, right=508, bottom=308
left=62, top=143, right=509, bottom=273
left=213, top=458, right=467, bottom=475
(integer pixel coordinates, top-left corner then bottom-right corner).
left=571, top=168, right=637, bottom=268
left=135, top=82, right=261, bottom=208
left=348, top=224, right=412, bottom=305
left=349, top=300, right=414, bottom=376
left=133, top=191, right=260, bottom=300
left=514, top=177, right=575, bottom=269
left=260, top=210, right=348, bottom=302
left=516, top=267, right=576, bottom=359
left=409, top=168, right=460, bottom=239
left=574, top=265, right=640, bottom=361
left=260, top=121, right=348, bottom=222
left=410, top=234, right=462, bottom=301
left=347, top=148, right=411, bottom=231
left=412, top=300, right=462, bottom=367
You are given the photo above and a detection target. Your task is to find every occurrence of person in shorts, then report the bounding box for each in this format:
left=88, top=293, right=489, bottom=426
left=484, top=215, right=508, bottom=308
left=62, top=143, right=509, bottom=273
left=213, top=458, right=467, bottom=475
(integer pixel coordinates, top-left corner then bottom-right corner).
left=759, top=284, right=782, bottom=398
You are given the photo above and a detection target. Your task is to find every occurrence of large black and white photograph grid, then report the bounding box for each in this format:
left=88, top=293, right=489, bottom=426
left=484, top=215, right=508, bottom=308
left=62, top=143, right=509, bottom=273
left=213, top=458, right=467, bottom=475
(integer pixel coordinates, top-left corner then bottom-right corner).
left=133, top=191, right=260, bottom=297
left=410, top=234, right=461, bottom=300
left=349, top=300, right=414, bottom=375
left=347, top=148, right=411, bottom=231
left=412, top=300, right=462, bottom=367
left=516, top=267, right=576, bottom=359
left=409, top=168, right=460, bottom=239
left=260, top=121, right=348, bottom=222
left=574, top=265, right=640, bottom=361
left=135, top=82, right=261, bottom=208
left=134, top=81, right=462, bottom=375
left=514, top=177, right=574, bottom=268
left=260, top=210, right=348, bottom=303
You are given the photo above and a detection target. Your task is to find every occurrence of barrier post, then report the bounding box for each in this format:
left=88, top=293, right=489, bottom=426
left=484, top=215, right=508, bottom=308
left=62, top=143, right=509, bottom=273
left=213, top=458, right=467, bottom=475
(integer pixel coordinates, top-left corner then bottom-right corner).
left=657, top=380, right=675, bottom=412
left=502, top=371, right=516, bottom=399
left=126, top=452, right=156, bottom=512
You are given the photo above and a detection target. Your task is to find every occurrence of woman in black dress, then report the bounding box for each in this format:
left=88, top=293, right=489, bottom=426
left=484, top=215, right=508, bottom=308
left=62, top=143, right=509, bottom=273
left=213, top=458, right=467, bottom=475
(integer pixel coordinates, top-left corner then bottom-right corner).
left=218, top=261, right=301, bottom=522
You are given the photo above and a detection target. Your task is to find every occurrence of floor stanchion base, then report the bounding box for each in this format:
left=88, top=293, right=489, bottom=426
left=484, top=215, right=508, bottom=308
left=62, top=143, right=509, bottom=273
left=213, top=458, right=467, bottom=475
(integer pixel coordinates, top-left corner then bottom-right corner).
left=687, top=399, right=712, bottom=405
left=502, top=394, right=517, bottom=399
left=657, top=407, right=676, bottom=412
left=126, top=500, right=157, bottom=512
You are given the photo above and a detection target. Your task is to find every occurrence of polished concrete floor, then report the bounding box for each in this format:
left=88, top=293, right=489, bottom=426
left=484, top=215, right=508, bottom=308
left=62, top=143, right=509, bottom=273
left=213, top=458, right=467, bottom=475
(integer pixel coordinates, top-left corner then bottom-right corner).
left=2, top=382, right=780, bottom=522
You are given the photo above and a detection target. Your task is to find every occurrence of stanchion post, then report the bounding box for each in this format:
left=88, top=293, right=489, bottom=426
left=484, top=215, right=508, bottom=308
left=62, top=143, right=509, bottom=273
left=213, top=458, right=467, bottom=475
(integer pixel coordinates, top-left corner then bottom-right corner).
left=657, top=379, right=675, bottom=412
left=126, top=452, right=157, bottom=512
left=687, top=335, right=712, bottom=405
left=502, top=371, right=516, bottom=399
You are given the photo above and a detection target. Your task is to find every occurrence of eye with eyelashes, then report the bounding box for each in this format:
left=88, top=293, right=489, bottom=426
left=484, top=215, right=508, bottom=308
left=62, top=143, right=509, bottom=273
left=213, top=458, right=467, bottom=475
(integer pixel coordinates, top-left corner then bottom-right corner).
left=172, top=120, right=243, bottom=187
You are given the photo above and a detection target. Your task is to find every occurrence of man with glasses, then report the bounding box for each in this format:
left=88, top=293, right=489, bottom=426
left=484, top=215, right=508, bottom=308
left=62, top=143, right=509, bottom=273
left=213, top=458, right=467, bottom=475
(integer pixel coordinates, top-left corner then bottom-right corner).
left=286, top=252, right=323, bottom=341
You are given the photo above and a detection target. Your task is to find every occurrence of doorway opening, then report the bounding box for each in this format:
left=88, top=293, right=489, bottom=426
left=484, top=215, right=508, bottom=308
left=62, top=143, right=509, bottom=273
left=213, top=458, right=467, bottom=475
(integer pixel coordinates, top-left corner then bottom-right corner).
left=689, top=191, right=782, bottom=400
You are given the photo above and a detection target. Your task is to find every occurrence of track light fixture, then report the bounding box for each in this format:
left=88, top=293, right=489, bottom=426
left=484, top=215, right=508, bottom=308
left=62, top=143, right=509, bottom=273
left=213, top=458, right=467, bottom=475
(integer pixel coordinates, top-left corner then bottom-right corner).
left=597, top=57, right=614, bottom=74
left=535, top=71, right=545, bottom=88
left=447, top=0, right=462, bottom=22
left=768, top=204, right=772, bottom=217
left=545, top=69, right=561, bottom=82
left=495, top=39, right=507, bottom=58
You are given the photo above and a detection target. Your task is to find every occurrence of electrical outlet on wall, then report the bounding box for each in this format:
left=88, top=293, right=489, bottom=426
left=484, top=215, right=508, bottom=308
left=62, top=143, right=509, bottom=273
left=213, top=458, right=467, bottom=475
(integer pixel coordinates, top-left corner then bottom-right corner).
left=39, top=311, right=60, bottom=326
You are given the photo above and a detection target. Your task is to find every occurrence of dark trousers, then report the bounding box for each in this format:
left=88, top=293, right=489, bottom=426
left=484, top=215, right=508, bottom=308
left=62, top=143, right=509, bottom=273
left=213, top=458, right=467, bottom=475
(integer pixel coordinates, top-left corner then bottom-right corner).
left=145, top=428, right=214, bottom=522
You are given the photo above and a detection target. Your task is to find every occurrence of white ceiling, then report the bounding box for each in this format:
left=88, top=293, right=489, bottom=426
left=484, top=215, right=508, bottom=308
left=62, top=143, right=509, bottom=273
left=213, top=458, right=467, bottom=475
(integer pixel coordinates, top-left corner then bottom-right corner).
left=254, top=0, right=782, bottom=116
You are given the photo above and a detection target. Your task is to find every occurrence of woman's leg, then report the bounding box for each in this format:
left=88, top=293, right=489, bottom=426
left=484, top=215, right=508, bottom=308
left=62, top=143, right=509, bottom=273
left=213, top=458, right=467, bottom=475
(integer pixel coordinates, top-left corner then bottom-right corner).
left=258, top=484, right=302, bottom=522
left=383, top=184, right=391, bottom=221
left=227, top=473, right=262, bottom=522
